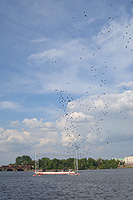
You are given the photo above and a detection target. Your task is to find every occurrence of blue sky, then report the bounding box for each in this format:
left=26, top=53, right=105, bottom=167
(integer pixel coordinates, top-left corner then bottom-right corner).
left=0, top=0, right=133, bottom=164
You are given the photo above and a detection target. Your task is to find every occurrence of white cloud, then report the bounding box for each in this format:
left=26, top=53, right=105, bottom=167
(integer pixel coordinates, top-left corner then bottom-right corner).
left=0, top=119, right=60, bottom=154
left=37, top=131, right=59, bottom=146
left=0, top=101, right=20, bottom=110
left=0, top=89, right=132, bottom=161
left=63, top=111, right=93, bottom=122
left=29, top=47, right=65, bottom=63
left=0, top=128, right=30, bottom=143
left=0, top=127, right=4, bottom=133
left=9, top=120, right=20, bottom=127
left=23, top=118, right=43, bottom=128
left=30, top=37, right=50, bottom=43
left=117, top=81, right=133, bottom=89
left=26, top=13, right=133, bottom=95
left=87, top=18, right=96, bottom=25
left=56, top=89, right=133, bottom=149
left=22, top=118, right=55, bottom=130
left=1, top=9, right=132, bottom=96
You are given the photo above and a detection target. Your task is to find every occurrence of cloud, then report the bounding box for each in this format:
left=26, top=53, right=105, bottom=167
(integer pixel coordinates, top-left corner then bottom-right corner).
left=22, top=118, right=55, bottom=130
left=1, top=5, right=132, bottom=96
left=87, top=18, right=96, bottom=25
left=56, top=89, right=133, bottom=149
left=9, top=120, right=20, bottom=127
left=0, top=101, right=20, bottom=110
left=26, top=13, right=133, bottom=95
left=0, top=88, right=133, bottom=160
left=22, top=118, right=60, bottom=148
left=22, top=118, right=43, bottom=128
left=30, top=37, right=50, bottom=43
left=29, top=48, right=65, bottom=63
left=0, top=127, right=4, bottom=133
left=0, top=128, right=30, bottom=143
left=0, top=118, right=60, bottom=154
left=117, top=81, right=133, bottom=89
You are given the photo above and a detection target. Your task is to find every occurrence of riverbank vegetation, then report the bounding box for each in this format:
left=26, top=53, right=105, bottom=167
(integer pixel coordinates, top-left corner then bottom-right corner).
left=13, top=155, right=120, bottom=170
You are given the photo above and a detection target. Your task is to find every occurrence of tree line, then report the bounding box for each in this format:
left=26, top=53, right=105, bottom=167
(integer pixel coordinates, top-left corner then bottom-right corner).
left=14, top=155, right=121, bottom=170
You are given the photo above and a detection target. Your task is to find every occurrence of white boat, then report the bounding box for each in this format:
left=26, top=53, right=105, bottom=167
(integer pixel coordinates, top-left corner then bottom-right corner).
left=35, top=171, right=78, bottom=175
left=34, top=152, right=79, bottom=176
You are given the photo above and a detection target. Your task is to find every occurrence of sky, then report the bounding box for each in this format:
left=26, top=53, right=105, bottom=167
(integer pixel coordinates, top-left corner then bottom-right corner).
left=0, top=0, right=133, bottom=165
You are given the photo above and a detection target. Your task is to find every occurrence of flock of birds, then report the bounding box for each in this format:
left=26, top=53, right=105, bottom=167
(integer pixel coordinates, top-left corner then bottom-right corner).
left=53, top=2, right=132, bottom=159
left=55, top=89, right=110, bottom=158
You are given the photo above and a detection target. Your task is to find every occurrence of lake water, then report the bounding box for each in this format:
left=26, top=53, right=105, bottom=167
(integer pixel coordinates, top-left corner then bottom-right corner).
left=0, top=168, right=133, bottom=199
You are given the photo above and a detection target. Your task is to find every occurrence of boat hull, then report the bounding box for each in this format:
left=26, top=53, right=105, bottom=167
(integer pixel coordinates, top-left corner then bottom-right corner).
left=35, top=171, right=76, bottom=175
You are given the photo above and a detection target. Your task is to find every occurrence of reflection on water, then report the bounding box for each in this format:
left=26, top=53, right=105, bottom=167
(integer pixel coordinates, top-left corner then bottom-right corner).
left=0, top=168, right=133, bottom=200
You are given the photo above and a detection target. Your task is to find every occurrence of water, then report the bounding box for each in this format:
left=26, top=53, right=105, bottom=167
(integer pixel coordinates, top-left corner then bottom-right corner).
left=0, top=168, right=133, bottom=200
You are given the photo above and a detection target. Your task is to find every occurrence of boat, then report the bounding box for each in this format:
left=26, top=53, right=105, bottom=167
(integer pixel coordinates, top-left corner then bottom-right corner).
left=34, top=152, right=79, bottom=176
left=35, top=170, right=78, bottom=175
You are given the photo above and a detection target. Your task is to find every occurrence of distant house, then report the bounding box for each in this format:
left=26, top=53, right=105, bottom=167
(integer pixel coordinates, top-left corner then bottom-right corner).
left=124, top=156, right=133, bottom=164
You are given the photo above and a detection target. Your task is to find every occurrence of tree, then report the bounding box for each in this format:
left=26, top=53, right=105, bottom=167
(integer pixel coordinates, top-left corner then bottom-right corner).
left=66, top=158, right=74, bottom=169
left=15, top=156, right=22, bottom=165
left=78, top=158, right=88, bottom=170
left=21, top=155, right=32, bottom=165
left=15, top=155, right=32, bottom=165
left=52, top=158, right=59, bottom=169
left=40, top=157, right=51, bottom=169
left=87, top=158, right=96, bottom=169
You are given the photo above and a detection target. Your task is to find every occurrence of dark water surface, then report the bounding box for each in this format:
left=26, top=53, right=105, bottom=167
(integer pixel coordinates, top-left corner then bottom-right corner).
left=0, top=168, right=133, bottom=200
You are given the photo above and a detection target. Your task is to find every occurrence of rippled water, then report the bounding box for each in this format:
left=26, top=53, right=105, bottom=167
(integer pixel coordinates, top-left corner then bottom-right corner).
left=0, top=168, right=133, bottom=199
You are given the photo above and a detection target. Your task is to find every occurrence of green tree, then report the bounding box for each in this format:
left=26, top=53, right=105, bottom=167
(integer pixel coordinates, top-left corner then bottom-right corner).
left=66, top=158, right=74, bottom=169
left=96, top=158, right=103, bottom=168
left=52, top=158, right=59, bottom=169
left=87, top=158, right=96, bottom=169
left=99, top=164, right=106, bottom=169
left=15, top=156, right=22, bottom=165
left=78, top=158, right=88, bottom=170
left=21, top=155, right=32, bottom=165
left=15, top=155, right=32, bottom=165
left=39, top=157, right=51, bottom=169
